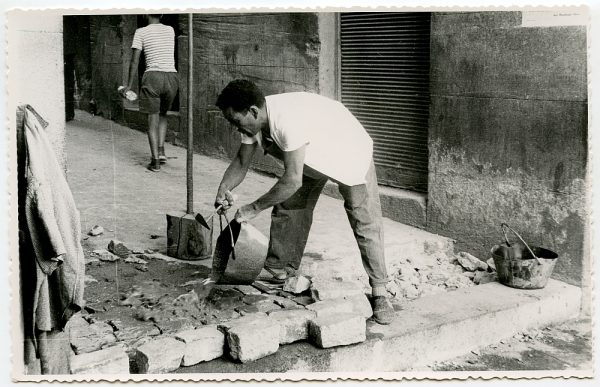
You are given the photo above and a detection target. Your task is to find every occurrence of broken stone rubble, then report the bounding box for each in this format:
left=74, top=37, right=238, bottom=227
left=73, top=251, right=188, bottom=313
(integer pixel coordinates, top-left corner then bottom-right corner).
left=283, top=275, right=311, bottom=294
left=457, top=251, right=488, bottom=272
left=108, top=239, right=131, bottom=258
left=93, top=249, right=120, bottom=262
left=87, top=225, right=104, bottom=236
left=124, top=255, right=148, bottom=265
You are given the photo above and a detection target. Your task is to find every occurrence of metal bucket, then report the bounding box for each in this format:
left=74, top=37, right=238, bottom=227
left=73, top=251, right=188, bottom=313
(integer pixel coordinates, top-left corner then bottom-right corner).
left=491, top=223, right=558, bottom=289
left=211, top=218, right=268, bottom=285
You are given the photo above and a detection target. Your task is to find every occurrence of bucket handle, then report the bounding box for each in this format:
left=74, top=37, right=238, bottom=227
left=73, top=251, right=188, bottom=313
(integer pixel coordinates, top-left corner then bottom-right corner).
left=218, top=211, right=236, bottom=258
left=500, top=223, right=543, bottom=265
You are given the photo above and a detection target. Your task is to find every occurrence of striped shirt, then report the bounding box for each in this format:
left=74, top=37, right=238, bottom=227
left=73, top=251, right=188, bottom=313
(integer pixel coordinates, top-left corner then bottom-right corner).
left=132, top=23, right=177, bottom=73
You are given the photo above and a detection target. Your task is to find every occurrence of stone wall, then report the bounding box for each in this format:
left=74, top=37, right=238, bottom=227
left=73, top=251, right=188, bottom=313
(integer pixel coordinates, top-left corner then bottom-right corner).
left=427, top=12, right=588, bottom=287
left=8, top=10, right=70, bottom=375
left=177, top=13, right=321, bottom=175
left=9, top=11, right=67, bottom=166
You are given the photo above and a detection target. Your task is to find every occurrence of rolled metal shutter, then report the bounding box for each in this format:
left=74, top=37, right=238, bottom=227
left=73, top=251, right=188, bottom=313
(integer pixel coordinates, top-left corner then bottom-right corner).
left=340, top=12, right=431, bottom=193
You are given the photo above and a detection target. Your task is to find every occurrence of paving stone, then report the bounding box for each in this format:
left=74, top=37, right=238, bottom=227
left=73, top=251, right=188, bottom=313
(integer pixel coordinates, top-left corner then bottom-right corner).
left=242, top=294, right=271, bottom=305
left=306, top=298, right=354, bottom=318
left=277, top=290, right=297, bottom=299
left=227, top=318, right=281, bottom=363
left=218, top=313, right=269, bottom=332
left=175, top=325, right=225, bottom=366
left=108, top=240, right=131, bottom=258
left=132, top=336, right=186, bottom=373
left=292, top=295, right=315, bottom=306
left=252, top=281, right=280, bottom=294
left=310, top=279, right=364, bottom=301
left=345, top=294, right=373, bottom=319
left=69, top=321, right=117, bottom=355
left=457, top=252, right=488, bottom=272
left=268, top=295, right=302, bottom=309
left=267, top=309, right=316, bottom=344
left=235, top=301, right=281, bottom=315
left=283, top=275, right=311, bottom=294
left=69, top=344, right=129, bottom=374
left=309, top=313, right=366, bottom=348
left=235, top=285, right=263, bottom=295
left=154, top=319, right=195, bottom=334
left=114, top=323, right=161, bottom=343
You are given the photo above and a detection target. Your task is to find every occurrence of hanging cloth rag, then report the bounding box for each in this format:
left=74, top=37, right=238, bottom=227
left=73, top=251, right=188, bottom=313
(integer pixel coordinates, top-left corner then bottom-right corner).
left=20, top=105, right=85, bottom=358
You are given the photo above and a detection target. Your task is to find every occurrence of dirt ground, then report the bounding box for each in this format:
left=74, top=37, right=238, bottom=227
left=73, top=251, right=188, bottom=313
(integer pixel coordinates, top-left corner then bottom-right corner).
left=67, top=111, right=593, bottom=373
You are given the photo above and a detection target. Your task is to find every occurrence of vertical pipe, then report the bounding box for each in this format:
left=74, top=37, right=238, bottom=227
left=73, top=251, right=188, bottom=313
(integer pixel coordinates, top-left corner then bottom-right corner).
left=186, top=13, right=194, bottom=214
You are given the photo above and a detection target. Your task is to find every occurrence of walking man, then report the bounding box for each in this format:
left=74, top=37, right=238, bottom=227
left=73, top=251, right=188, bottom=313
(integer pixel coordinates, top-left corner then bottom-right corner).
left=122, top=14, right=179, bottom=172
left=213, top=79, right=394, bottom=324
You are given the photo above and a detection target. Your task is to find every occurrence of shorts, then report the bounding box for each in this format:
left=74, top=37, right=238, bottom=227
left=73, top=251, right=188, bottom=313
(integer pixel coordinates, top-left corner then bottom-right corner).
left=139, top=71, right=179, bottom=115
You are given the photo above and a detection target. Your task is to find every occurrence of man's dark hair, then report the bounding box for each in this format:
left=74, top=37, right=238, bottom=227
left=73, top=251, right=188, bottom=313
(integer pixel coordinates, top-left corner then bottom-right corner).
left=216, top=79, right=266, bottom=112
left=149, top=14, right=162, bottom=19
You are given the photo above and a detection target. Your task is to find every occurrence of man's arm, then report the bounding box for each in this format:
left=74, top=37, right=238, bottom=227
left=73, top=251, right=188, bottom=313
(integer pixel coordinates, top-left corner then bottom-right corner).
left=236, top=145, right=305, bottom=222
left=215, top=142, right=258, bottom=207
left=123, top=48, right=142, bottom=91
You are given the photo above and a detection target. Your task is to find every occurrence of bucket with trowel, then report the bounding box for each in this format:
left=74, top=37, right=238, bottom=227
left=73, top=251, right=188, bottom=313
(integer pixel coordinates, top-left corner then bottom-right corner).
left=491, top=223, right=558, bottom=289
left=192, top=201, right=268, bottom=302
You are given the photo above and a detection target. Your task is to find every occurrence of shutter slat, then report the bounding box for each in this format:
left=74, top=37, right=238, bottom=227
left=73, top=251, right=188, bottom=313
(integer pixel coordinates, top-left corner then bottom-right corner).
left=340, top=12, right=430, bottom=192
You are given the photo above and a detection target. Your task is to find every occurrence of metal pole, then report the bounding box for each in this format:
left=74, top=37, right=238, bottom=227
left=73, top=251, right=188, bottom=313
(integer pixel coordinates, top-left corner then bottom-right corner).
left=186, top=13, right=194, bottom=214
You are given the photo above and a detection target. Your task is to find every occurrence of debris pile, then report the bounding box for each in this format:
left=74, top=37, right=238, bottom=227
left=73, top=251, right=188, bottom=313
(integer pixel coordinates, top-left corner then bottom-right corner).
left=387, top=250, right=498, bottom=300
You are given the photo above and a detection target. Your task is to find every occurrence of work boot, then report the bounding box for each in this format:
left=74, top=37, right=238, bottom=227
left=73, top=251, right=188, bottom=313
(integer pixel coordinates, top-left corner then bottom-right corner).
left=372, top=296, right=394, bottom=325
left=147, top=158, right=160, bottom=172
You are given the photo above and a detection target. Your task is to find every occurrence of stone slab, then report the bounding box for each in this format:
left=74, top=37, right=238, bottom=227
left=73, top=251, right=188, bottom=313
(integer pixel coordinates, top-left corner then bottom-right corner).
left=309, top=313, right=366, bottom=348
left=267, top=309, right=317, bottom=344
left=217, top=313, right=269, bottom=332
left=132, top=337, right=186, bottom=373
left=69, top=321, right=116, bottom=355
left=306, top=298, right=354, bottom=318
left=176, top=325, right=225, bottom=366
left=227, top=318, right=281, bottom=363
left=310, top=279, right=364, bottom=301
left=69, top=345, right=129, bottom=374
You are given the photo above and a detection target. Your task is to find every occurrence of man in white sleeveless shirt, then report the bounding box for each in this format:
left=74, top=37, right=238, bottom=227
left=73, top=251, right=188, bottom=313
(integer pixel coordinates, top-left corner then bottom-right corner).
left=214, top=79, right=394, bottom=325
left=122, top=14, right=179, bottom=172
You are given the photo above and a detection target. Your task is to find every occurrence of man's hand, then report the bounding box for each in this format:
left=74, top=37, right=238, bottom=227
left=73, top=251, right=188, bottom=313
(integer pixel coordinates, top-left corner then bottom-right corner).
left=214, top=190, right=235, bottom=212
left=118, top=86, right=131, bottom=98
left=235, top=203, right=261, bottom=223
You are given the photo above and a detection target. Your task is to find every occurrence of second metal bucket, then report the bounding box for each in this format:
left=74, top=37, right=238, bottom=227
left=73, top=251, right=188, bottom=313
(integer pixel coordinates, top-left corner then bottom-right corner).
left=491, top=223, right=558, bottom=289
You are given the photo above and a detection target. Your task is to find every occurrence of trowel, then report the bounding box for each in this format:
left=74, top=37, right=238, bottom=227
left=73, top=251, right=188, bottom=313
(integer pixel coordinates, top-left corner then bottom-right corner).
left=195, top=205, right=222, bottom=230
